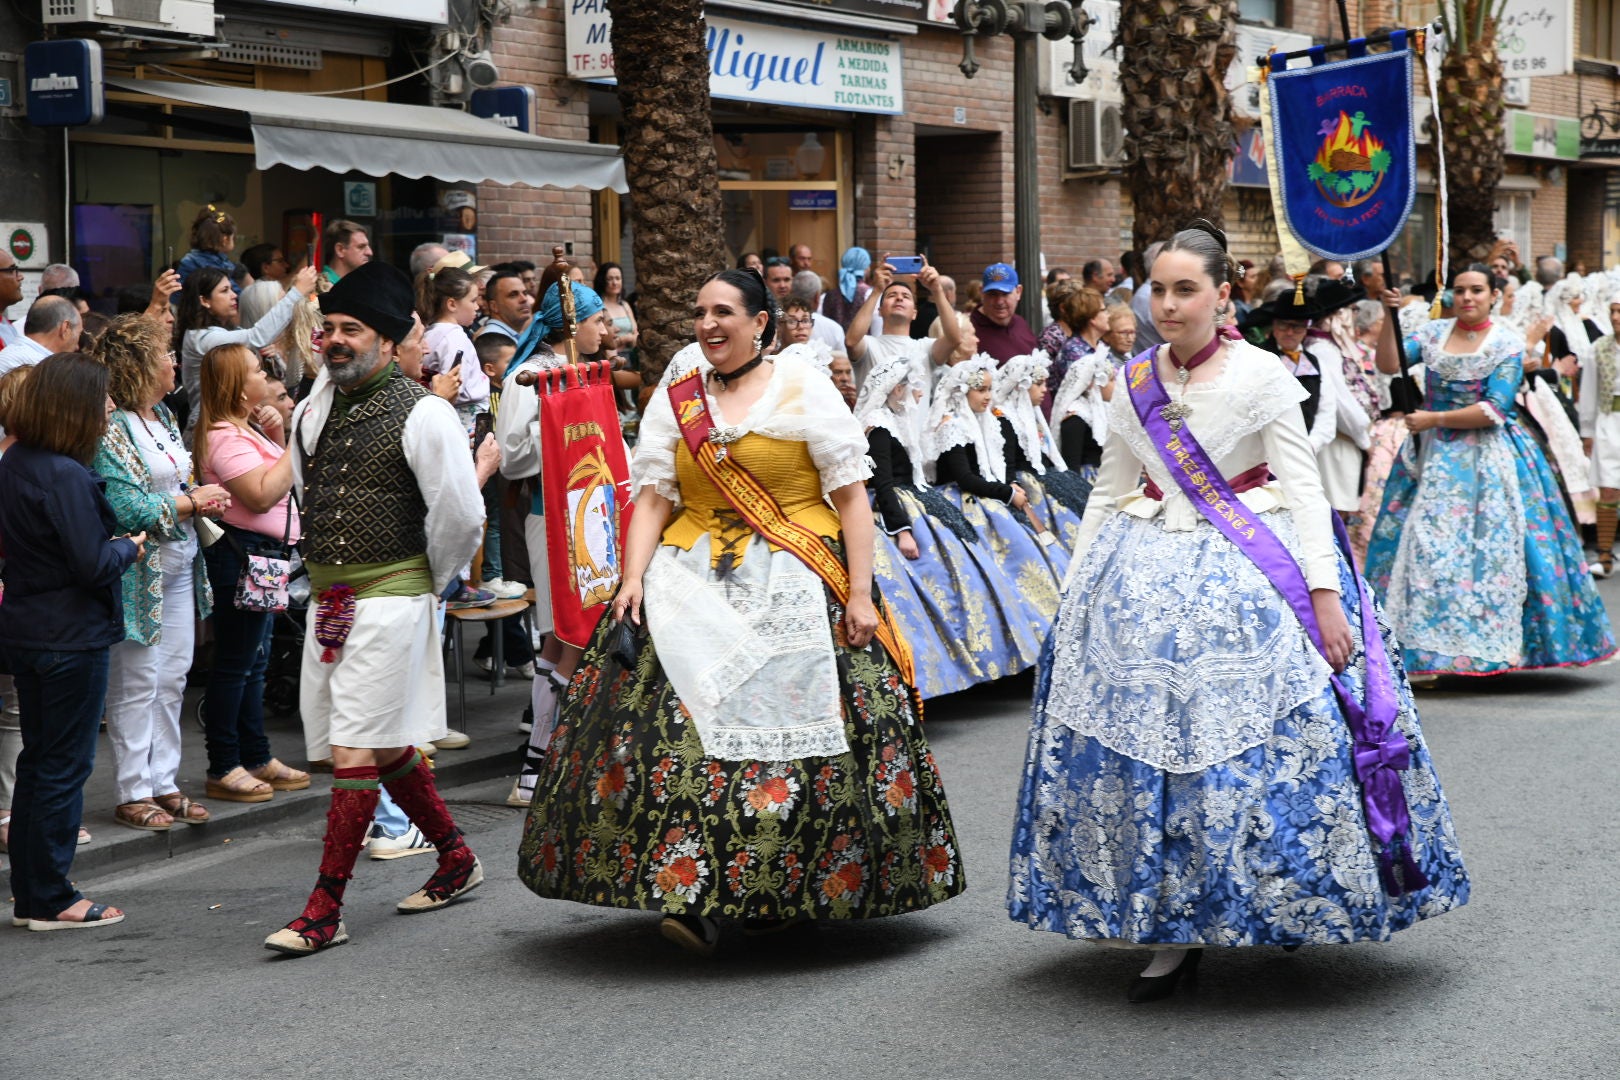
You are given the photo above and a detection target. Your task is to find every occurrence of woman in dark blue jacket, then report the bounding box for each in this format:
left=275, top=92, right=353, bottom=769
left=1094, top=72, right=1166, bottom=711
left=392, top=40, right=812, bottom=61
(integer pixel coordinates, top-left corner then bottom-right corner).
left=0, top=353, right=143, bottom=930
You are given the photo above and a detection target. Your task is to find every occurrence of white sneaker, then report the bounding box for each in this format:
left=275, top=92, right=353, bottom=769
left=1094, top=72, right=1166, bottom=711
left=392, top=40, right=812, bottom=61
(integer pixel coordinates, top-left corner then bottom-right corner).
left=482, top=578, right=528, bottom=600
left=369, top=824, right=435, bottom=860
left=434, top=729, right=471, bottom=750
left=513, top=661, right=536, bottom=679
left=475, top=655, right=494, bottom=673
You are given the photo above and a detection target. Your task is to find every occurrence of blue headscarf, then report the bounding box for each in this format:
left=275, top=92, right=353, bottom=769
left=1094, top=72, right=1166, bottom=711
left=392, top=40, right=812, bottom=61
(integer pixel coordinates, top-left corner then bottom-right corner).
left=839, top=247, right=872, bottom=304
left=503, top=281, right=606, bottom=380
left=539, top=280, right=604, bottom=335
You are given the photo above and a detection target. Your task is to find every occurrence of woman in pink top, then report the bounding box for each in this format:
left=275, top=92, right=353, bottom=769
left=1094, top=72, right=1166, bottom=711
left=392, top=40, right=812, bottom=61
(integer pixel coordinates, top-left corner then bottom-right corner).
left=194, top=343, right=309, bottom=804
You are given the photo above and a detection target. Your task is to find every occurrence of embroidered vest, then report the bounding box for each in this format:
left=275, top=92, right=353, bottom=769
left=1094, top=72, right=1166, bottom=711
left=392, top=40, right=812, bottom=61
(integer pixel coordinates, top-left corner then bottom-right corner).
left=302, top=373, right=430, bottom=566
left=1596, top=335, right=1618, bottom=413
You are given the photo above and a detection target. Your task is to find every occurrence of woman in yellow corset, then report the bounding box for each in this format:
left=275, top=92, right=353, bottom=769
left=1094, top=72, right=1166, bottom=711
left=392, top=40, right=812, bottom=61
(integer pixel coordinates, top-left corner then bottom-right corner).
left=516, top=269, right=965, bottom=953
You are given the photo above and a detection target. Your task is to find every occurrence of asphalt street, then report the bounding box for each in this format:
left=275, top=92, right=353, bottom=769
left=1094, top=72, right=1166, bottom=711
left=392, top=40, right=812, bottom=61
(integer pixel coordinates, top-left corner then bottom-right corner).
left=3, top=579, right=1618, bottom=1080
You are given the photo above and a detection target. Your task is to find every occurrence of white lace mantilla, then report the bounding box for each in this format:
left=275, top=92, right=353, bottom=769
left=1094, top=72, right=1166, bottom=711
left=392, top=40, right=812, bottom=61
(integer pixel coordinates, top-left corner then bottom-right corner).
left=644, top=535, right=847, bottom=762
left=1046, top=508, right=1331, bottom=772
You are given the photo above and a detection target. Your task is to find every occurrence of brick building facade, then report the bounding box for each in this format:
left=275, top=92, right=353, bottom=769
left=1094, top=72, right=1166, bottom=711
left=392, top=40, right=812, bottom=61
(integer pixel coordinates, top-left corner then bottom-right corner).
left=474, top=1, right=1620, bottom=300
left=10, top=1, right=1617, bottom=313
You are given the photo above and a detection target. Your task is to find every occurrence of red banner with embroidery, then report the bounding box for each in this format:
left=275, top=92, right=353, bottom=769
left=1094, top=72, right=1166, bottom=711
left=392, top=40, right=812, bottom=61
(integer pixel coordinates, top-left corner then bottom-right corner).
left=538, top=361, right=633, bottom=648
left=666, top=369, right=915, bottom=687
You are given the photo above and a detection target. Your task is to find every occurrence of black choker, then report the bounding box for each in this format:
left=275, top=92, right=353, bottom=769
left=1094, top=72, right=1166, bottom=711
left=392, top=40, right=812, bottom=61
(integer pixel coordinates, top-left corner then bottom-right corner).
left=709, top=353, right=767, bottom=387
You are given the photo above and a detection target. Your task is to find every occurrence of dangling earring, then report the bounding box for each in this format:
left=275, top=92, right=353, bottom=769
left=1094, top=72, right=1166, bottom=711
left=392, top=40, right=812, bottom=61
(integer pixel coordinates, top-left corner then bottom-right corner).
left=751, top=332, right=763, bottom=356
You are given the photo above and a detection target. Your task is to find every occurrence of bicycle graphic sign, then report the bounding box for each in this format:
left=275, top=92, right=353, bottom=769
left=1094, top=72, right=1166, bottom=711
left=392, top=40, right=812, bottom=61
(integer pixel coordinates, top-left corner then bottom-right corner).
left=1498, top=1, right=1571, bottom=79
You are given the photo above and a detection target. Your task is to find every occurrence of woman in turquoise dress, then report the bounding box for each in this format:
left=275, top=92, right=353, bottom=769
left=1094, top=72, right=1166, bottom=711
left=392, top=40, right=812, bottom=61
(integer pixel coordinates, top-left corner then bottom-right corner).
left=1365, top=264, right=1616, bottom=676
left=928, top=357, right=1065, bottom=621
left=860, top=354, right=1042, bottom=696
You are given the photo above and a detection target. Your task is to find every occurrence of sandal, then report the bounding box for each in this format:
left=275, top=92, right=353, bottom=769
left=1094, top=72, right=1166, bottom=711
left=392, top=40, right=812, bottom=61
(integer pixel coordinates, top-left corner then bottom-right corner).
left=248, top=758, right=311, bottom=791
left=152, top=792, right=211, bottom=825
left=28, top=901, right=126, bottom=932
left=0, top=813, right=9, bottom=853
left=397, top=852, right=483, bottom=913
left=205, top=767, right=274, bottom=803
left=78, top=827, right=93, bottom=845
left=264, top=911, right=349, bottom=956
left=113, top=801, right=173, bottom=831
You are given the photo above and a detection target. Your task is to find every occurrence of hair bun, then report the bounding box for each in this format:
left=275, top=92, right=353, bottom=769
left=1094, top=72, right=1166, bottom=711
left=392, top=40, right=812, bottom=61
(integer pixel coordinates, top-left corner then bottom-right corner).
left=1187, top=218, right=1229, bottom=252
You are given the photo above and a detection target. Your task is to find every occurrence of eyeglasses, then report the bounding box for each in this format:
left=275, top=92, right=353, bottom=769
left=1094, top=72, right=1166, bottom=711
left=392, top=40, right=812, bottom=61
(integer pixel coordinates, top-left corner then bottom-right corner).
left=781, top=316, right=813, bottom=328
left=0, top=266, right=22, bottom=277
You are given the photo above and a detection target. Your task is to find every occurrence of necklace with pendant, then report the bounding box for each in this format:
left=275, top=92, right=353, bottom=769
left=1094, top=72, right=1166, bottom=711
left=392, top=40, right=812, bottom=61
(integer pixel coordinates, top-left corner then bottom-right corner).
left=1457, top=318, right=1491, bottom=344
left=1158, top=335, right=1222, bottom=433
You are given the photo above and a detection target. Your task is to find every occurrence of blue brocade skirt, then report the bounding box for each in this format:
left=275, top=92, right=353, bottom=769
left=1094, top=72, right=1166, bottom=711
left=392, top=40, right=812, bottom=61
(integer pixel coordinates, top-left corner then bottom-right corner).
left=873, top=488, right=1044, bottom=697
left=1008, top=513, right=1470, bottom=946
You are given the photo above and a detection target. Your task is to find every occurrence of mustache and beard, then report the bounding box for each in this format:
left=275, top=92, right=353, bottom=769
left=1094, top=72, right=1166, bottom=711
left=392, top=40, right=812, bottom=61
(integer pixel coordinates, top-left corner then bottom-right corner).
left=325, top=337, right=384, bottom=389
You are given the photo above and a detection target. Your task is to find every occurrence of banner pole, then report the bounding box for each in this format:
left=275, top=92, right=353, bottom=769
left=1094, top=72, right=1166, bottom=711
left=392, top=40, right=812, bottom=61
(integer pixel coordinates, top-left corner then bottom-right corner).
left=1334, top=0, right=1352, bottom=42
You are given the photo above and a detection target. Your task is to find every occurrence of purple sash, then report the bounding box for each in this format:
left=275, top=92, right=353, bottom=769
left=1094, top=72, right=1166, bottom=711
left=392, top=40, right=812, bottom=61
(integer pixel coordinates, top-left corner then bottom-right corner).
left=1124, top=347, right=1428, bottom=897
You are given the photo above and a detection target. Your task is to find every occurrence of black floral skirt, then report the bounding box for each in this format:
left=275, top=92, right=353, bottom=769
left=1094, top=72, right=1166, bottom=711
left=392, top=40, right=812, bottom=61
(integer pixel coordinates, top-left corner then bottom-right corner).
left=516, top=583, right=966, bottom=920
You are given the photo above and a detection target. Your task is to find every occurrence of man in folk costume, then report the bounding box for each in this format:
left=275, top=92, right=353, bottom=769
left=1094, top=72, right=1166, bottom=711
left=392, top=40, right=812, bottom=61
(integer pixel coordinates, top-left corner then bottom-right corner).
left=1580, top=295, right=1620, bottom=577
left=1240, top=284, right=1351, bottom=464
left=265, top=260, right=490, bottom=955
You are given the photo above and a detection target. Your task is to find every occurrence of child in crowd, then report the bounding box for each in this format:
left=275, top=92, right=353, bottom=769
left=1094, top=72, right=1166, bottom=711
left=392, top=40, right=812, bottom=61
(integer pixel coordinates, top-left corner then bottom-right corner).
left=177, top=205, right=241, bottom=294
left=473, top=334, right=524, bottom=600
left=416, top=265, right=491, bottom=435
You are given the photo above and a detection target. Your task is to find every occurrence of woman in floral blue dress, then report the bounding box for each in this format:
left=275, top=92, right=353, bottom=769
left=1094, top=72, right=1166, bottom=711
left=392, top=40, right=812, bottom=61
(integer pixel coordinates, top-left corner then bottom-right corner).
left=1365, top=265, right=1616, bottom=676
left=1009, top=225, right=1469, bottom=1004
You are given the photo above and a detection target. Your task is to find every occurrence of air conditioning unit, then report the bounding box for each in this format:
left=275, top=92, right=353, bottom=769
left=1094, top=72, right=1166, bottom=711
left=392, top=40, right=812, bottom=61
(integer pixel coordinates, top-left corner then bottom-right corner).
left=43, top=0, right=216, bottom=38
left=1067, top=98, right=1125, bottom=172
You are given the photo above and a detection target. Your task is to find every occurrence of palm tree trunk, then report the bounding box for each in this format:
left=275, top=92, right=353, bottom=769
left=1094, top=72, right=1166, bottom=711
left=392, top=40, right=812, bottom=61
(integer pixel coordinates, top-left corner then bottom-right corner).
left=610, top=0, right=726, bottom=385
left=1437, top=2, right=1507, bottom=265
left=1116, top=1, right=1239, bottom=249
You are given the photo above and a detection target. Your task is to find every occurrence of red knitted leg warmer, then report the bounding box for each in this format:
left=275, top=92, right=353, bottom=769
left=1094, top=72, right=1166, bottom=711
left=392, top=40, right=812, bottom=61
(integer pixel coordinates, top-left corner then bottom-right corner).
left=380, top=748, right=474, bottom=869
left=284, top=767, right=378, bottom=943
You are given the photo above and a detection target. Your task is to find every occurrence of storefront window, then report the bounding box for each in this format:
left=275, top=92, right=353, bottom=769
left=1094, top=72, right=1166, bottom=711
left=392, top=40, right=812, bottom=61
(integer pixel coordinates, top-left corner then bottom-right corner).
left=713, top=128, right=849, bottom=284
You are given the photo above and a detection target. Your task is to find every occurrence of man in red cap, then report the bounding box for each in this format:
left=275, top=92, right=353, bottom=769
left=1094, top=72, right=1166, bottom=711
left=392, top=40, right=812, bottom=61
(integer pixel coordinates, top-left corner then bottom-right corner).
left=265, top=259, right=495, bottom=955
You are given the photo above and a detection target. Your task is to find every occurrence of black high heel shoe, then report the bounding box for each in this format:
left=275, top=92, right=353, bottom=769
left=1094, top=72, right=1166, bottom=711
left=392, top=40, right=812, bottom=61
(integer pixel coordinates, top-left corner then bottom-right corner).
left=1127, top=948, right=1202, bottom=1004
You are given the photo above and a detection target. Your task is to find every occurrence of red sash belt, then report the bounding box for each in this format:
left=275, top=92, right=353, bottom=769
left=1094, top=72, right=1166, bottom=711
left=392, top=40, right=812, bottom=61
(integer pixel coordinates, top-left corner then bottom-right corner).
left=1144, top=462, right=1273, bottom=502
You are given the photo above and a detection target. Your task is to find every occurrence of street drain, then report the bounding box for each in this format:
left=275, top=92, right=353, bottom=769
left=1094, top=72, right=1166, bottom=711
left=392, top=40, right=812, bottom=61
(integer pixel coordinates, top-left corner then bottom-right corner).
left=446, top=803, right=525, bottom=827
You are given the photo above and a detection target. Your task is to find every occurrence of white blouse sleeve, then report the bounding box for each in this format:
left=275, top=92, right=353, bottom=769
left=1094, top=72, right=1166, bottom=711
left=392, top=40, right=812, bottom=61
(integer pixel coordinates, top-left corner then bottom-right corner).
left=1262, top=399, right=1341, bottom=592
left=797, top=366, right=874, bottom=493
left=630, top=385, right=683, bottom=506
left=404, top=397, right=487, bottom=594
left=496, top=368, right=541, bottom=481
left=1306, top=358, right=1338, bottom=452
left=1578, top=349, right=1599, bottom=438
left=1068, top=397, right=1144, bottom=585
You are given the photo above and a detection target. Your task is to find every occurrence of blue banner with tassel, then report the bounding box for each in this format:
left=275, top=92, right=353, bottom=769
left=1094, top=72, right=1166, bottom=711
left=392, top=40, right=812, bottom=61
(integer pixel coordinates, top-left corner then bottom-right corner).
left=1267, top=33, right=1416, bottom=262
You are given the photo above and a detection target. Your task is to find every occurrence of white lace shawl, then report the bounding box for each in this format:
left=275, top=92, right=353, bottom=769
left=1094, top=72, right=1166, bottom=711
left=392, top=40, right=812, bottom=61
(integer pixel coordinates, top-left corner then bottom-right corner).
left=633, top=347, right=873, bottom=506
left=1074, top=340, right=1341, bottom=592
left=1049, top=346, right=1114, bottom=447
left=995, top=352, right=1066, bottom=472
left=855, top=353, right=929, bottom=487
left=925, top=355, right=1005, bottom=485
left=1547, top=275, right=1597, bottom=367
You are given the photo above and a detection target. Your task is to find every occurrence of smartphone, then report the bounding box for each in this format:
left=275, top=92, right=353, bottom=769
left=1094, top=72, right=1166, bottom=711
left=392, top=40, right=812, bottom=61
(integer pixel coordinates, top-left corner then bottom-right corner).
left=471, top=411, right=495, bottom=458
left=446, top=350, right=464, bottom=373
left=887, top=255, right=925, bottom=275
